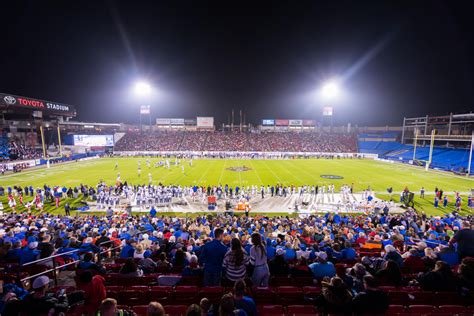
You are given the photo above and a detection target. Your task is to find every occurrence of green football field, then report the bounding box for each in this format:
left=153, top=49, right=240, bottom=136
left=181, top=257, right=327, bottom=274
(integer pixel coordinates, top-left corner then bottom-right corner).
left=0, top=157, right=472, bottom=216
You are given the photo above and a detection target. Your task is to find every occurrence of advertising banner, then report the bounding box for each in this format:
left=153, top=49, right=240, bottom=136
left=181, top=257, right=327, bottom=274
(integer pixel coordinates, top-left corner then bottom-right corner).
left=275, top=119, right=289, bottom=126
left=302, top=119, right=315, bottom=126
left=156, top=118, right=171, bottom=125
left=184, top=119, right=197, bottom=125
left=323, top=107, right=333, bottom=116
left=197, top=117, right=214, bottom=127
left=170, top=118, right=185, bottom=125
left=261, top=119, right=275, bottom=126
left=289, top=119, right=303, bottom=126
left=73, top=135, right=114, bottom=147
left=0, top=93, right=76, bottom=116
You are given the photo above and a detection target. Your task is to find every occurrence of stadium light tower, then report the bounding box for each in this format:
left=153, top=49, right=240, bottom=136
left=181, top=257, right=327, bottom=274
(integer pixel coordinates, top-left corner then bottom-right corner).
left=321, top=80, right=340, bottom=100
left=133, top=80, right=153, bottom=131
left=134, top=81, right=152, bottom=96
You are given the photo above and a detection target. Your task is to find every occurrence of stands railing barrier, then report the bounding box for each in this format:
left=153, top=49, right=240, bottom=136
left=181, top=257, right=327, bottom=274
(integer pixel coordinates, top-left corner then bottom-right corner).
left=17, top=228, right=152, bottom=287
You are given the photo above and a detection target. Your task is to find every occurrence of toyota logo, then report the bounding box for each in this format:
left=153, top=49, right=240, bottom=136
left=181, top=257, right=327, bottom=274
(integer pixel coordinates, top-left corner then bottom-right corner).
left=3, top=96, right=16, bottom=105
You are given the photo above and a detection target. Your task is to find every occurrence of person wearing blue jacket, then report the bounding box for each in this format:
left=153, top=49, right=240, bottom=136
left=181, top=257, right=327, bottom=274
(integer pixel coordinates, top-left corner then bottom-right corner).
left=199, top=228, right=227, bottom=286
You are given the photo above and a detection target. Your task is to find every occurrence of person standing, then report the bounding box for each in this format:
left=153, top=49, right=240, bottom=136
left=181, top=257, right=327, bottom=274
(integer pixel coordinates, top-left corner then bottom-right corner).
left=250, top=233, right=270, bottom=286
left=420, top=187, right=425, bottom=198
left=199, top=228, right=228, bottom=286
left=64, top=203, right=70, bottom=216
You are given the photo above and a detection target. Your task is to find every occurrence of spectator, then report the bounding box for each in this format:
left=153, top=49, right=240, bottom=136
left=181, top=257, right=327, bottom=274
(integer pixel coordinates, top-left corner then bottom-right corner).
left=98, top=298, right=133, bottom=316
left=375, top=260, right=402, bottom=286
left=314, top=277, right=353, bottom=314
left=186, top=304, right=201, bottom=316
left=76, top=270, right=106, bottom=315
left=233, top=279, right=257, bottom=316
left=309, top=252, right=336, bottom=280
left=268, top=248, right=289, bottom=276
left=21, top=276, right=69, bottom=315
left=200, top=228, right=228, bottom=286
left=449, top=221, right=474, bottom=258
left=249, top=233, right=269, bottom=286
left=417, top=260, right=458, bottom=291
left=219, top=293, right=247, bottom=316
left=119, top=258, right=144, bottom=277
left=352, top=275, right=389, bottom=315
left=147, top=301, right=165, bottom=316
left=223, top=238, right=250, bottom=284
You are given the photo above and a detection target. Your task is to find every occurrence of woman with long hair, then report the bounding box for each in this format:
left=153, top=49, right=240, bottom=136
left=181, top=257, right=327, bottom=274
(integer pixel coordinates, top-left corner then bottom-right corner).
left=250, top=233, right=270, bottom=286
left=223, top=238, right=249, bottom=284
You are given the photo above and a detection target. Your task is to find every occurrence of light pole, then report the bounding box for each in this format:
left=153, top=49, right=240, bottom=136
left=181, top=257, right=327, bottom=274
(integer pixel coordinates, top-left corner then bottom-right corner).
left=134, top=81, right=152, bottom=131
left=319, top=80, right=340, bottom=129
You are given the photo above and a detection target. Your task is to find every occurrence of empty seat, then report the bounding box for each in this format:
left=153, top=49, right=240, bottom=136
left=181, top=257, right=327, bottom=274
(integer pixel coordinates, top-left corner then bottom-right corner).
left=149, top=286, right=173, bottom=305
left=387, top=304, right=406, bottom=313
left=257, top=304, right=284, bottom=316
left=434, top=292, right=467, bottom=306
left=407, top=291, right=434, bottom=305
left=287, top=305, right=315, bottom=314
left=276, top=286, right=304, bottom=305
left=302, top=286, right=321, bottom=299
left=438, top=305, right=467, bottom=313
left=408, top=305, right=435, bottom=313
left=173, top=286, right=199, bottom=304
left=252, top=287, right=276, bottom=304
left=388, top=291, right=408, bottom=305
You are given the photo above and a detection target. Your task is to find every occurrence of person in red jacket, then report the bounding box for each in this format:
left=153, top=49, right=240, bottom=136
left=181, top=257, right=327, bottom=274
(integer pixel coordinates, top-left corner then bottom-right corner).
left=76, top=270, right=106, bottom=315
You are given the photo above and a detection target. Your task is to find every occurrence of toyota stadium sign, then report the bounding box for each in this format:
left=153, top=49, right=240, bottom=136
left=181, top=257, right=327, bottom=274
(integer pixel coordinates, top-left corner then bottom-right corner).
left=0, top=93, right=76, bottom=116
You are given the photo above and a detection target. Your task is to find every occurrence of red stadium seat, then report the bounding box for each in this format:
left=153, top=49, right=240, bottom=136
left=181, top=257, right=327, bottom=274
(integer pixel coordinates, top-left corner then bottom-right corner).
left=270, top=276, right=293, bottom=286
left=287, top=305, right=315, bottom=314
left=276, top=286, right=304, bottom=305
left=173, top=286, right=199, bottom=304
left=132, top=305, right=148, bottom=316
left=388, top=291, right=408, bottom=305
left=387, top=304, right=406, bottom=313
left=257, top=304, right=284, bottom=316
left=252, top=287, right=276, bottom=304
left=302, top=286, right=321, bottom=299
left=407, top=305, right=436, bottom=313
left=163, top=305, right=187, bottom=316
left=438, top=305, right=468, bottom=313
left=118, top=289, right=149, bottom=305
left=407, top=291, right=434, bottom=305
left=291, top=276, right=314, bottom=286
left=198, top=286, right=224, bottom=304
left=433, top=292, right=467, bottom=306
left=149, top=286, right=173, bottom=305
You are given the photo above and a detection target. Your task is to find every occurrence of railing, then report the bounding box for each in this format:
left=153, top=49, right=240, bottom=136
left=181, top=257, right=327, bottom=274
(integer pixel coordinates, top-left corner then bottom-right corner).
left=18, top=228, right=153, bottom=286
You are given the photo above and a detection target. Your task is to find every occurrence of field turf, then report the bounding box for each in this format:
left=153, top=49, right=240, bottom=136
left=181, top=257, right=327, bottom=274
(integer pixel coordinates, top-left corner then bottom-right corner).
left=0, top=157, right=472, bottom=216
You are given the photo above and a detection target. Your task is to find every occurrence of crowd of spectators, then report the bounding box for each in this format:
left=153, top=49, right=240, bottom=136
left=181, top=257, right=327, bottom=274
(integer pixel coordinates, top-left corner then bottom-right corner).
left=0, top=138, right=41, bottom=162
left=114, top=131, right=357, bottom=153
left=0, top=208, right=473, bottom=315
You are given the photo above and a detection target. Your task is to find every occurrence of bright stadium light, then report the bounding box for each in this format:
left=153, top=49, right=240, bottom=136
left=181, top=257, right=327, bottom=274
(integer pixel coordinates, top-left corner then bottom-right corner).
left=134, top=81, right=152, bottom=96
left=321, top=80, right=340, bottom=100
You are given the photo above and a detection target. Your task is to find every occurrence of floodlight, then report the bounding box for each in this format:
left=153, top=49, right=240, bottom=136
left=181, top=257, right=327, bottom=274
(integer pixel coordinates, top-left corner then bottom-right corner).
left=134, top=81, right=151, bottom=96
left=321, top=81, right=339, bottom=99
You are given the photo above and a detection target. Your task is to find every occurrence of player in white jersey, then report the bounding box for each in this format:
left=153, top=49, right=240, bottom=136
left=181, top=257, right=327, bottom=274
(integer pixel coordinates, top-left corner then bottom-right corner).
left=189, top=159, right=193, bottom=167
left=181, top=165, right=185, bottom=174
left=148, top=173, right=152, bottom=184
left=138, top=167, right=141, bottom=177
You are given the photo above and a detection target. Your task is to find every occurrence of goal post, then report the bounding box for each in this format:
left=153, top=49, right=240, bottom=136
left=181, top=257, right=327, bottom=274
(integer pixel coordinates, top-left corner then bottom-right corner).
left=425, top=129, right=436, bottom=171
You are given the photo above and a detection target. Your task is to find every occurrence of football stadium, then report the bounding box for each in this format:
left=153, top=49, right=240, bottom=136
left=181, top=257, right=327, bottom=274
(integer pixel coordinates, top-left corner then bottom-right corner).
left=0, top=2, right=473, bottom=316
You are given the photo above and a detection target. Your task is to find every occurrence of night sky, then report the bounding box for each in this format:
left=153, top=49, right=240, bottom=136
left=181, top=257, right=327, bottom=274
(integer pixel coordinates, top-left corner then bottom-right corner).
left=1, top=1, right=473, bottom=126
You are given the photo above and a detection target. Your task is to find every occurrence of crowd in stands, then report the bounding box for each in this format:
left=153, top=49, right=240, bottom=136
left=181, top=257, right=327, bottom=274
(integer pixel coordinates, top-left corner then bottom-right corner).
left=0, top=137, right=41, bottom=162
left=0, top=208, right=473, bottom=315
left=114, top=131, right=357, bottom=153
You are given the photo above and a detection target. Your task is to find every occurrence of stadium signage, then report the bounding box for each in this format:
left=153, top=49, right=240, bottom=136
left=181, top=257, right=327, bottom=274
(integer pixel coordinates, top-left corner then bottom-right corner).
left=302, top=119, right=315, bottom=126
left=289, top=119, right=302, bottom=126
left=262, top=119, right=275, bottom=126
left=275, top=119, right=289, bottom=126
left=0, top=93, right=76, bottom=116
left=197, top=116, right=214, bottom=128
left=170, top=118, right=185, bottom=125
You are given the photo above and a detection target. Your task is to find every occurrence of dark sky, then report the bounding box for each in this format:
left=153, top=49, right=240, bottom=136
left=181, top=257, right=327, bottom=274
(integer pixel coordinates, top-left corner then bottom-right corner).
left=1, top=0, right=473, bottom=126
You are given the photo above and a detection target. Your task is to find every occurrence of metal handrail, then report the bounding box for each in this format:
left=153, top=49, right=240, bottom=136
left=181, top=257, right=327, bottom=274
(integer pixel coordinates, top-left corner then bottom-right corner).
left=18, top=228, right=153, bottom=285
